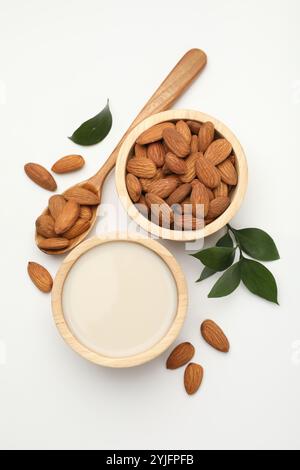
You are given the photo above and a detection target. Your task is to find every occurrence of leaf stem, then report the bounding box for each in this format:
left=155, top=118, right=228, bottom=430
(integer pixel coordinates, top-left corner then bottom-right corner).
left=227, top=224, right=243, bottom=259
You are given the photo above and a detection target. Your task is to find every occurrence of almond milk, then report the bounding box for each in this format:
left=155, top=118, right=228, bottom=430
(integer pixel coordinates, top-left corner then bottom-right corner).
left=62, top=241, right=178, bottom=357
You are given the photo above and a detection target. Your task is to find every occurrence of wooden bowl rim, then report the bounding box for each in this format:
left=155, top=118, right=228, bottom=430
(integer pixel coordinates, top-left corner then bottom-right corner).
left=52, top=234, right=188, bottom=368
left=116, top=109, right=248, bottom=241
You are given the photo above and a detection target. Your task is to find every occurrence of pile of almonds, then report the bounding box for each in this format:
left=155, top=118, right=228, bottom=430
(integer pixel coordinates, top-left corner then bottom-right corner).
left=35, top=188, right=99, bottom=252
left=24, top=155, right=99, bottom=253
left=126, top=120, right=238, bottom=230
left=166, top=319, right=230, bottom=395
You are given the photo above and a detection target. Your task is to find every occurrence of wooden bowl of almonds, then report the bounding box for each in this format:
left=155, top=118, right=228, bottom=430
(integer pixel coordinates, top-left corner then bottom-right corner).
left=116, top=110, right=248, bottom=241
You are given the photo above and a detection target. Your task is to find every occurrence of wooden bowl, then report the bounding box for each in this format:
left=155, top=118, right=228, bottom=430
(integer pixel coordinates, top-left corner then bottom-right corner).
left=52, top=234, right=188, bottom=368
left=116, top=109, right=248, bottom=241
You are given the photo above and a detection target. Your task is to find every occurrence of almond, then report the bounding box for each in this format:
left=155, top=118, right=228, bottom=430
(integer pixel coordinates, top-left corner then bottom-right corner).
left=127, top=157, right=156, bottom=179
left=229, top=154, right=236, bottom=165
left=35, top=214, right=56, bottom=238
left=24, top=163, right=57, bottom=191
left=79, top=205, right=93, bottom=220
left=148, top=177, right=178, bottom=198
left=198, top=121, right=214, bottom=152
left=186, top=120, right=202, bottom=134
left=162, top=128, right=190, bottom=158
left=140, top=169, right=163, bottom=192
left=145, top=193, right=174, bottom=226
left=134, top=143, right=147, bottom=158
left=195, top=155, right=221, bottom=188
left=217, top=159, right=238, bottom=185
left=165, top=153, right=187, bottom=175
left=54, top=200, right=80, bottom=234
left=190, top=181, right=210, bottom=217
left=126, top=173, right=142, bottom=202
left=214, top=181, right=228, bottom=198
left=51, top=155, right=85, bottom=174
left=201, top=320, right=230, bottom=352
left=136, top=122, right=175, bottom=145
left=180, top=152, right=199, bottom=183
left=63, top=218, right=91, bottom=239
left=64, top=187, right=100, bottom=205
left=174, top=213, right=203, bottom=231
left=166, top=342, right=195, bottom=369
left=166, top=183, right=192, bottom=206
left=206, top=187, right=214, bottom=201
left=206, top=196, right=230, bottom=219
left=38, top=237, right=70, bottom=250
left=48, top=195, right=66, bottom=220
left=190, top=134, right=199, bottom=153
left=184, top=363, right=204, bottom=395
left=147, top=142, right=165, bottom=167
left=27, top=262, right=53, bottom=293
left=205, top=138, right=232, bottom=165
left=176, top=120, right=192, bottom=144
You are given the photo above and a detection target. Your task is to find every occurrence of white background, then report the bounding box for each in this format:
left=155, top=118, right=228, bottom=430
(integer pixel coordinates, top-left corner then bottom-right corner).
left=0, top=0, right=299, bottom=451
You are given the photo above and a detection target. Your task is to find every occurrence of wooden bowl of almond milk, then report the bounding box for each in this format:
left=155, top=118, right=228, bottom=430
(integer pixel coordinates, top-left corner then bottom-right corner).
left=52, top=235, right=187, bottom=367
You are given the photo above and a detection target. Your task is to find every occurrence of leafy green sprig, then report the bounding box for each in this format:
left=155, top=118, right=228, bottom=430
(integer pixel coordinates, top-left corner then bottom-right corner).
left=191, top=225, right=280, bottom=304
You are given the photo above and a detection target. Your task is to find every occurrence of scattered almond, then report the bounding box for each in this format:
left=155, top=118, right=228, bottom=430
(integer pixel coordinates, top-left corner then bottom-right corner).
left=184, top=363, right=204, bottom=395
left=24, top=163, right=57, bottom=191
left=27, top=262, right=53, bottom=293
left=166, top=342, right=195, bottom=369
left=51, top=155, right=85, bottom=174
left=201, top=320, right=230, bottom=352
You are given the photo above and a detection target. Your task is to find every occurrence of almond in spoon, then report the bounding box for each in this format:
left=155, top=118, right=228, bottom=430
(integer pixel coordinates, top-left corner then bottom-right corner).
left=54, top=200, right=80, bottom=235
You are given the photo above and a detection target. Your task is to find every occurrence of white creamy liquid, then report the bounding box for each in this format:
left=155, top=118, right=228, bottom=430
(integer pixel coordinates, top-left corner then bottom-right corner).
left=62, top=241, right=178, bottom=357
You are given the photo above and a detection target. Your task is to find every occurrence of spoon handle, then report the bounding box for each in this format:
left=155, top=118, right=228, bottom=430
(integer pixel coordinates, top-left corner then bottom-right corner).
left=88, top=49, right=207, bottom=188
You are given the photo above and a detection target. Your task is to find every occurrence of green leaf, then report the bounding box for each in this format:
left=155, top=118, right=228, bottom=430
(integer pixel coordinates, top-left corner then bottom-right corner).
left=69, top=100, right=112, bottom=146
left=216, top=232, right=233, bottom=248
left=197, top=232, right=234, bottom=282
left=191, top=246, right=236, bottom=271
left=231, top=227, right=279, bottom=261
left=241, top=258, right=279, bottom=304
left=208, top=262, right=241, bottom=298
left=196, top=266, right=217, bottom=282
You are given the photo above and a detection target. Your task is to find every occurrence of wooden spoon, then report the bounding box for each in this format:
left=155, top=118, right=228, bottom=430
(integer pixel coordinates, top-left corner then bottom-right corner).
left=36, top=49, right=207, bottom=254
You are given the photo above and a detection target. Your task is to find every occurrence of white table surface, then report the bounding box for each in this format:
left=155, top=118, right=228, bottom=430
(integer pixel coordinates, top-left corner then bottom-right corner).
left=0, top=0, right=299, bottom=450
